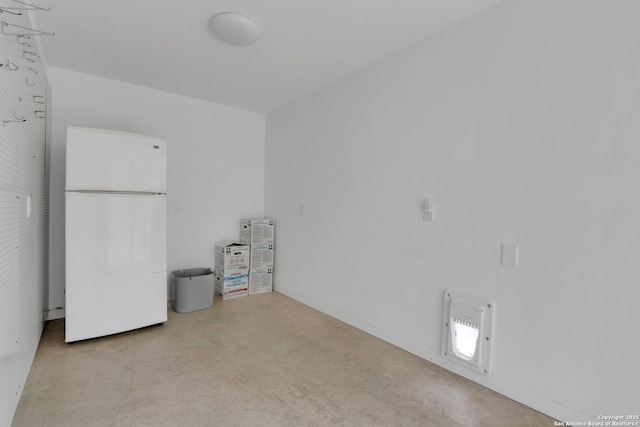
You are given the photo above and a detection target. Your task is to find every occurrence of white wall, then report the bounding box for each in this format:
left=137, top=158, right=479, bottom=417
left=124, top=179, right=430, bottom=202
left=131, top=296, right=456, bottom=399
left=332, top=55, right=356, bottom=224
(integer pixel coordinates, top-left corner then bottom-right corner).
left=0, top=10, right=48, bottom=424
left=266, top=0, right=640, bottom=422
left=47, top=67, right=265, bottom=316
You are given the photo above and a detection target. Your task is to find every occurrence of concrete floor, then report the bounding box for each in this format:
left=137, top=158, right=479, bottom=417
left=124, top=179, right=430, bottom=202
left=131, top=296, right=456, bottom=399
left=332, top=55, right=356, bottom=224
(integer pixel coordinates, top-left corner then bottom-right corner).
left=13, top=292, right=555, bottom=426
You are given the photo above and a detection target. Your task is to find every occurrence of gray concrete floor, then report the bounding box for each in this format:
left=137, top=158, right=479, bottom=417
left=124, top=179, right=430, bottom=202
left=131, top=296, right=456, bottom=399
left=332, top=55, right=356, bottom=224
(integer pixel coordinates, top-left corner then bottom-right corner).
left=13, top=292, right=555, bottom=426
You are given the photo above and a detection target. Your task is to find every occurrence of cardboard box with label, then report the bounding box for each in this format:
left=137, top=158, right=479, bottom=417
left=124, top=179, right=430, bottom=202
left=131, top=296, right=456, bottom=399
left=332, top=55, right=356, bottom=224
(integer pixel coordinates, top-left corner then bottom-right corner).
left=249, top=267, right=273, bottom=295
left=250, top=243, right=274, bottom=270
left=214, top=240, right=250, bottom=274
left=240, top=219, right=275, bottom=245
left=214, top=270, right=248, bottom=300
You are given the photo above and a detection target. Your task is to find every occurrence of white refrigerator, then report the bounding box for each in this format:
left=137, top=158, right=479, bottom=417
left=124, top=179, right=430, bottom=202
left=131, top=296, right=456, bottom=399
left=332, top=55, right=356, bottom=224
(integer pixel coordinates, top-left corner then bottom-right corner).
left=65, top=127, right=167, bottom=343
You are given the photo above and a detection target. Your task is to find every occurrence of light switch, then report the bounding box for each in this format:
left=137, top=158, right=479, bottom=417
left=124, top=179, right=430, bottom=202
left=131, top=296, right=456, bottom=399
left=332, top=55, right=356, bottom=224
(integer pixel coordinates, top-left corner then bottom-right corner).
left=423, top=199, right=434, bottom=222
left=501, top=244, right=518, bottom=267
left=299, top=203, right=306, bottom=215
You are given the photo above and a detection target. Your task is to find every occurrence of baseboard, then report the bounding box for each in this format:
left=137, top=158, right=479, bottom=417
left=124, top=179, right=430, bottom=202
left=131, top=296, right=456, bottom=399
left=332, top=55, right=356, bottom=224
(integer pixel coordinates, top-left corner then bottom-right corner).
left=45, top=308, right=65, bottom=321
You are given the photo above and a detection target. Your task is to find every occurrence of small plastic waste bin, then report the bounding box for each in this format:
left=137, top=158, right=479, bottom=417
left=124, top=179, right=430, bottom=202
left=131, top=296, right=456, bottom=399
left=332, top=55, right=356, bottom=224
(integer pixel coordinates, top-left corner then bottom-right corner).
left=172, top=268, right=214, bottom=313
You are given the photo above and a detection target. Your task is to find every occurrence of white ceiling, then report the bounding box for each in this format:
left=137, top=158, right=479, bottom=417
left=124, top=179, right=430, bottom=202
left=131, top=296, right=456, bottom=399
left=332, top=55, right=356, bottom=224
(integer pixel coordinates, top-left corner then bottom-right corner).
left=32, top=0, right=503, bottom=113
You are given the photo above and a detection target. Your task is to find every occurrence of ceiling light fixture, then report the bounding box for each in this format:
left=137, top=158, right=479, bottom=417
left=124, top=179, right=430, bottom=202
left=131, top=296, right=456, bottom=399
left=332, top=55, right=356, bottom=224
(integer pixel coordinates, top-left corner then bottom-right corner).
left=209, top=12, right=260, bottom=47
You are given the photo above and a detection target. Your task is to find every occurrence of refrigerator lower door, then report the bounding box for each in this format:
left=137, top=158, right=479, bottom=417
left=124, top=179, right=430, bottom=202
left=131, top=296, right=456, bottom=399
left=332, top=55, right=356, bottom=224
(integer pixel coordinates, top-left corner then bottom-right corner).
left=65, top=192, right=167, bottom=342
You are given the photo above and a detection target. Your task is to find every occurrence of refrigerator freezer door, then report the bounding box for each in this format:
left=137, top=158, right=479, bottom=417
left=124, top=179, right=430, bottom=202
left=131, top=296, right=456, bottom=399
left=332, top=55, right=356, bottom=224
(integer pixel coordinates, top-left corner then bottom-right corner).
left=65, top=192, right=167, bottom=342
left=66, top=127, right=167, bottom=193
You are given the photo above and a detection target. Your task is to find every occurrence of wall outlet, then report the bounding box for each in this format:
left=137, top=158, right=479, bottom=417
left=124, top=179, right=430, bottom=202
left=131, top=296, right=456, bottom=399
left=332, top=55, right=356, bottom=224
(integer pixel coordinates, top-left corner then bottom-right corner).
left=175, top=202, right=182, bottom=213
left=501, top=244, right=518, bottom=267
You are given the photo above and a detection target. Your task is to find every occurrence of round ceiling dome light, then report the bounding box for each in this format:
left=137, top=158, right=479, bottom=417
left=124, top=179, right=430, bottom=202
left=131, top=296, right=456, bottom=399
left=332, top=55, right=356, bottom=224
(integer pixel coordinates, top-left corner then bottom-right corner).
left=209, top=12, right=260, bottom=47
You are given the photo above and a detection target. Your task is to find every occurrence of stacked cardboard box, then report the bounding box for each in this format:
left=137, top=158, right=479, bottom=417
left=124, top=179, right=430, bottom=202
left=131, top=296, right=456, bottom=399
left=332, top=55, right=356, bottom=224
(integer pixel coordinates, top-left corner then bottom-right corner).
left=240, top=219, right=275, bottom=245
left=240, top=219, right=274, bottom=295
left=214, top=240, right=249, bottom=300
left=214, top=270, right=249, bottom=300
